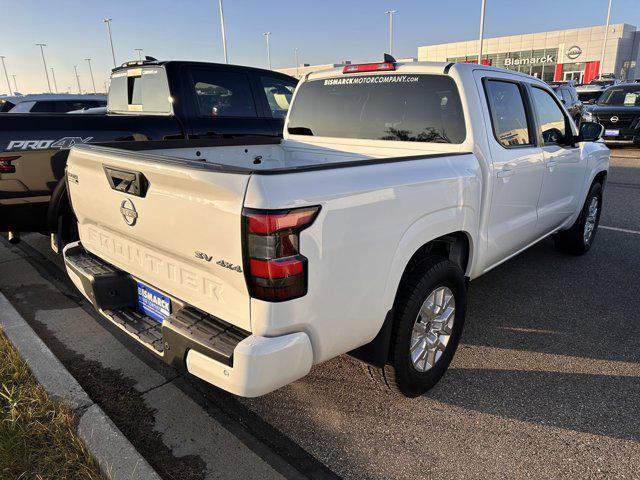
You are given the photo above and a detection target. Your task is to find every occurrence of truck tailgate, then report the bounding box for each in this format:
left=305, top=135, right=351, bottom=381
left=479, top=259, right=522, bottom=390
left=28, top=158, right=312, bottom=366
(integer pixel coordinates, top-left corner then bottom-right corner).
left=66, top=144, right=252, bottom=331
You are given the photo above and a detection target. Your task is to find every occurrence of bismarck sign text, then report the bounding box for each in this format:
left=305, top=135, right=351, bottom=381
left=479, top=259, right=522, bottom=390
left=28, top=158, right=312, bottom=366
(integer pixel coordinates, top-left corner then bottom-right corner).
left=504, top=55, right=555, bottom=66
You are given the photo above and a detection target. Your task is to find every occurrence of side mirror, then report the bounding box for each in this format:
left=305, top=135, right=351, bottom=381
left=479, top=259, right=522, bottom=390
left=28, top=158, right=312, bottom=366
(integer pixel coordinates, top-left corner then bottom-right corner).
left=577, top=122, right=604, bottom=142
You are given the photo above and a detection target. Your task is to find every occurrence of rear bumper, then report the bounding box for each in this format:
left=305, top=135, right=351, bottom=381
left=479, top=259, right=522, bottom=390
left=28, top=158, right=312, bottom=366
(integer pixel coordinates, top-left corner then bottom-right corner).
left=63, top=241, right=313, bottom=397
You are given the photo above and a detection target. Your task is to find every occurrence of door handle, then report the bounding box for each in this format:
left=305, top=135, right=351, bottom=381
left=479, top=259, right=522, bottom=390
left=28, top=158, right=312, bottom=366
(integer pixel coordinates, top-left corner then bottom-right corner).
left=496, top=167, right=515, bottom=178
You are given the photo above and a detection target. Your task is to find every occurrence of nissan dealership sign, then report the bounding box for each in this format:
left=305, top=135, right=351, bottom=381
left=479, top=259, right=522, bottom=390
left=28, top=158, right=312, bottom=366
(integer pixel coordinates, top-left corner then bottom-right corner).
left=504, top=54, right=555, bottom=66
left=567, top=45, right=583, bottom=60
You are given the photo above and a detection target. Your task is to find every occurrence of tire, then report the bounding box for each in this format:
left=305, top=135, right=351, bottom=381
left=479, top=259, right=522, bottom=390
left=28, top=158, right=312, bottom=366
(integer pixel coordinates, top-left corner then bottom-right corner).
left=554, top=182, right=602, bottom=255
left=367, top=256, right=467, bottom=398
left=55, top=210, right=79, bottom=251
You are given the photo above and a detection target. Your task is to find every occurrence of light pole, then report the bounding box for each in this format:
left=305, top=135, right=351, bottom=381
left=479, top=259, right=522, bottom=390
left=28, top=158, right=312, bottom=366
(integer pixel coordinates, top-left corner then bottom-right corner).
left=103, top=18, right=117, bottom=68
left=134, top=48, right=144, bottom=61
left=85, top=58, right=97, bottom=94
left=50, top=67, right=59, bottom=93
left=0, top=56, right=12, bottom=95
left=263, top=32, right=272, bottom=70
left=598, top=0, right=613, bottom=79
left=73, top=65, right=82, bottom=94
left=11, top=74, right=18, bottom=94
left=385, top=10, right=397, bottom=55
left=36, top=44, right=52, bottom=93
left=218, top=0, right=228, bottom=63
left=294, top=47, right=299, bottom=78
left=477, top=0, right=487, bottom=64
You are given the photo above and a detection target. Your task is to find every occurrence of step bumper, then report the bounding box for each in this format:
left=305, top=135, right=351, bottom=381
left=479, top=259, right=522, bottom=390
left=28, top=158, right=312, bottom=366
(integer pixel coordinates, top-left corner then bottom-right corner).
left=63, top=241, right=313, bottom=397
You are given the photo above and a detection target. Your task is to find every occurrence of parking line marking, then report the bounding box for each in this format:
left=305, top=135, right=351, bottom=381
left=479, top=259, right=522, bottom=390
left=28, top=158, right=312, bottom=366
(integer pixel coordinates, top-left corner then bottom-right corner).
left=600, top=225, right=640, bottom=235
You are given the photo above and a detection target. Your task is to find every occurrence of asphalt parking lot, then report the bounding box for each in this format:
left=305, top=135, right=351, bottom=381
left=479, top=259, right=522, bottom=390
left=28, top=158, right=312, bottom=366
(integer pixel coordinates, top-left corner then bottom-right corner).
left=1, top=150, right=638, bottom=479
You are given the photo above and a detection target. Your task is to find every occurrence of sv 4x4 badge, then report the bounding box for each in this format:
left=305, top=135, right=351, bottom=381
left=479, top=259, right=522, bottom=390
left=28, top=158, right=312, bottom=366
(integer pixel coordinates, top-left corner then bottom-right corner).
left=194, top=252, right=242, bottom=273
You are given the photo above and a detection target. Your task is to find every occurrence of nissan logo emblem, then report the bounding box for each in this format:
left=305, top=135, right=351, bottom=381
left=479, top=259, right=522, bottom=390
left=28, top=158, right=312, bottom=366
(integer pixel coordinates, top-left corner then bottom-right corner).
left=610, top=116, right=619, bottom=123
left=120, top=198, right=138, bottom=226
left=567, top=45, right=582, bottom=60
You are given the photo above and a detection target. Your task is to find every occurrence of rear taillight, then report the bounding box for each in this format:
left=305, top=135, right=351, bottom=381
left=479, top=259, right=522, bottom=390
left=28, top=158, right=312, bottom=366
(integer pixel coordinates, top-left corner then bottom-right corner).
left=0, top=156, right=19, bottom=174
left=242, top=206, right=320, bottom=302
left=342, top=62, right=396, bottom=74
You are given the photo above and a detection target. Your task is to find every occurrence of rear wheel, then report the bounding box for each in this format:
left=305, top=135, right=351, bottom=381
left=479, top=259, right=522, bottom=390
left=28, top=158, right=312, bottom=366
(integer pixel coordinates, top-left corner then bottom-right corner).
left=554, top=182, right=602, bottom=255
left=367, top=256, right=467, bottom=397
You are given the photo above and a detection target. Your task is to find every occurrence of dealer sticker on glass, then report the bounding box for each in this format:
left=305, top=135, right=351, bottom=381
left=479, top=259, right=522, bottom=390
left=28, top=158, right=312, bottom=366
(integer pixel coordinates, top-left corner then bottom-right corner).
left=137, top=282, right=171, bottom=323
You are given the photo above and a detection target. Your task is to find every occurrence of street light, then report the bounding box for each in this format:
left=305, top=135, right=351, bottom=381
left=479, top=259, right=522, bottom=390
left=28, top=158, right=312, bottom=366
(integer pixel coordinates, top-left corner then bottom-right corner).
left=294, top=48, right=299, bottom=78
left=598, top=0, right=613, bottom=79
left=85, top=58, right=97, bottom=94
left=11, top=74, right=18, bottom=94
left=103, top=18, right=117, bottom=68
left=0, top=56, right=12, bottom=95
left=384, top=10, right=397, bottom=55
left=134, top=48, right=144, bottom=61
left=477, top=0, right=487, bottom=64
left=218, top=0, right=229, bottom=63
left=263, top=32, right=272, bottom=70
left=36, top=44, right=52, bottom=93
left=73, top=65, right=82, bottom=94
left=50, top=67, right=59, bottom=93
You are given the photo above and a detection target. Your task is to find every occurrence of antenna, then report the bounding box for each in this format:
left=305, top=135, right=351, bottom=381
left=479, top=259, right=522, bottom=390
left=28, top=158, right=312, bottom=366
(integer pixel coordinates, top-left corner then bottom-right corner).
left=383, top=53, right=397, bottom=63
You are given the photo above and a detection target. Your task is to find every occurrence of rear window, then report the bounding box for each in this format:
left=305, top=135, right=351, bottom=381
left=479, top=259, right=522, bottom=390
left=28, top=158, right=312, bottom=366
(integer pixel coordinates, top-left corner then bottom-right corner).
left=0, top=100, right=15, bottom=112
left=108, top=67, right=172, bottom=114
left=287, top=74, right=466, bottom=143
left=9, top=101, right=36, bottom=113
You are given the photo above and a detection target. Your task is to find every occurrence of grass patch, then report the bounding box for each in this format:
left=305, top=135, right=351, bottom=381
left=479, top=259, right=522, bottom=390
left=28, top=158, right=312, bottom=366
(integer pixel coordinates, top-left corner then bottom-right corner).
left=0, top=329, right=104, bottom=480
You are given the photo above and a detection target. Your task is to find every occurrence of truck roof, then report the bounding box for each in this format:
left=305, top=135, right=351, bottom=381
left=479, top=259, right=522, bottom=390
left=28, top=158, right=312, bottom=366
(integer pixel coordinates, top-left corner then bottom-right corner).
left=305, top=60, right=543, bottom=82
left=112, top=60, right=295, bottom=79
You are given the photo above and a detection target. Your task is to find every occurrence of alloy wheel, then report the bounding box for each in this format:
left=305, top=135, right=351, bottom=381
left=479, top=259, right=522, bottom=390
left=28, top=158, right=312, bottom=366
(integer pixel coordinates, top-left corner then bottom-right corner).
left=410, top=286, right=455, bottom=372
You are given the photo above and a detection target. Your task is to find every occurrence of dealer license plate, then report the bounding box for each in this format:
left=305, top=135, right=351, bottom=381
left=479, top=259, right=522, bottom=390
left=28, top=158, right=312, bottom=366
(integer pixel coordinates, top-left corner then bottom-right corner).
left=137, top=282, right=171, bottom=323
left=605, top=129, right=619, bottom=137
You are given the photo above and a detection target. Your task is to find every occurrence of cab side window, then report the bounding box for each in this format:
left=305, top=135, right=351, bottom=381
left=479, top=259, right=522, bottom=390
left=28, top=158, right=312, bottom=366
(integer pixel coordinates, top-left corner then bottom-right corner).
left=485, top=79, right=532, bottom=147
left=260, top=76, right=297, bottom=118
left=189, top=69, right=257, bottom=118
left=531, top=87, right=568, bottom=146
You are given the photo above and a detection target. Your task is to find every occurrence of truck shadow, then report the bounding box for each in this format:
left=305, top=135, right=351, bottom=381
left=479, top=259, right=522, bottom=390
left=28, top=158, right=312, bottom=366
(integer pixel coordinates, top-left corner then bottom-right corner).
left=463, top=233, right=640, bottom=365
left=431, top=367, right=640, bottom=442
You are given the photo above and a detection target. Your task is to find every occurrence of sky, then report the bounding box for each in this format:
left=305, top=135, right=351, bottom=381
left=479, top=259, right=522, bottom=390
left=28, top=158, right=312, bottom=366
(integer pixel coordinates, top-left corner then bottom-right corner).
left=2, top=0, right=640, bottom=94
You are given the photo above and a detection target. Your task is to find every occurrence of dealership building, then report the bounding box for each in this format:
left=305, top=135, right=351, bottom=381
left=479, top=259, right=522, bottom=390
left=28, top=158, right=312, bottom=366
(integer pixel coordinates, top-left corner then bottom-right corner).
left=418, top=23, right=640, bottom=83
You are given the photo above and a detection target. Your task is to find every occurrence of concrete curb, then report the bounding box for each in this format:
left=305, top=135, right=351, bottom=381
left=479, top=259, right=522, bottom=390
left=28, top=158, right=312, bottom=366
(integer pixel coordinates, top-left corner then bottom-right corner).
left=0, top=293, right=162, bottom=480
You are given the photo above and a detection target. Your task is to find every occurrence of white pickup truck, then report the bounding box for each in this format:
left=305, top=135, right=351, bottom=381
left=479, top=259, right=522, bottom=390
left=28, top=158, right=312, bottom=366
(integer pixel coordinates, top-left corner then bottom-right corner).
left=63, top=60, right=609, bottom=398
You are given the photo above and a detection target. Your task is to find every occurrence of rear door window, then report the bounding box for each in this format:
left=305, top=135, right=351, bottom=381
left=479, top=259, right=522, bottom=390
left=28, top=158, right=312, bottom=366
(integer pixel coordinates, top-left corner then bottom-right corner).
left=287, top=74, right=466, bottom=143
left=30, top=101, right=57, bottom=113
left=484, top=80, right=532, bottom=147
left=189, top=69, right=257, bottom=118
left=531, top=87, right=568, bottom=145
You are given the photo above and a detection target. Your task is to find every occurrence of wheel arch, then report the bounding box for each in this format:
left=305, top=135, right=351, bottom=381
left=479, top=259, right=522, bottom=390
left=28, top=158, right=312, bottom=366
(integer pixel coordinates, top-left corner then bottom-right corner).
left=350, top=223, right=474, bottom=368
left=46, top=177, right=70, bottom=232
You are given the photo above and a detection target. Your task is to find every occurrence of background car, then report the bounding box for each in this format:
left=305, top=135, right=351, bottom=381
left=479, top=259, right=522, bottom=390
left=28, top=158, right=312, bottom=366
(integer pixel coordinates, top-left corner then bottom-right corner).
left=551, top=83, right=583, bottom=124
left=582, top=82, right=640, bottom=146
left=3, top=94, right=106, bottom=113
left=67, top=106, right=108, bottom=114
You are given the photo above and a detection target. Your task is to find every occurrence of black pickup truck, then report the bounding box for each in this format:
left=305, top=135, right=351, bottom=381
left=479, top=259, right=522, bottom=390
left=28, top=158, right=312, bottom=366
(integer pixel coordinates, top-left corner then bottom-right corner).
left=0, top=59, right=297, bottom=248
